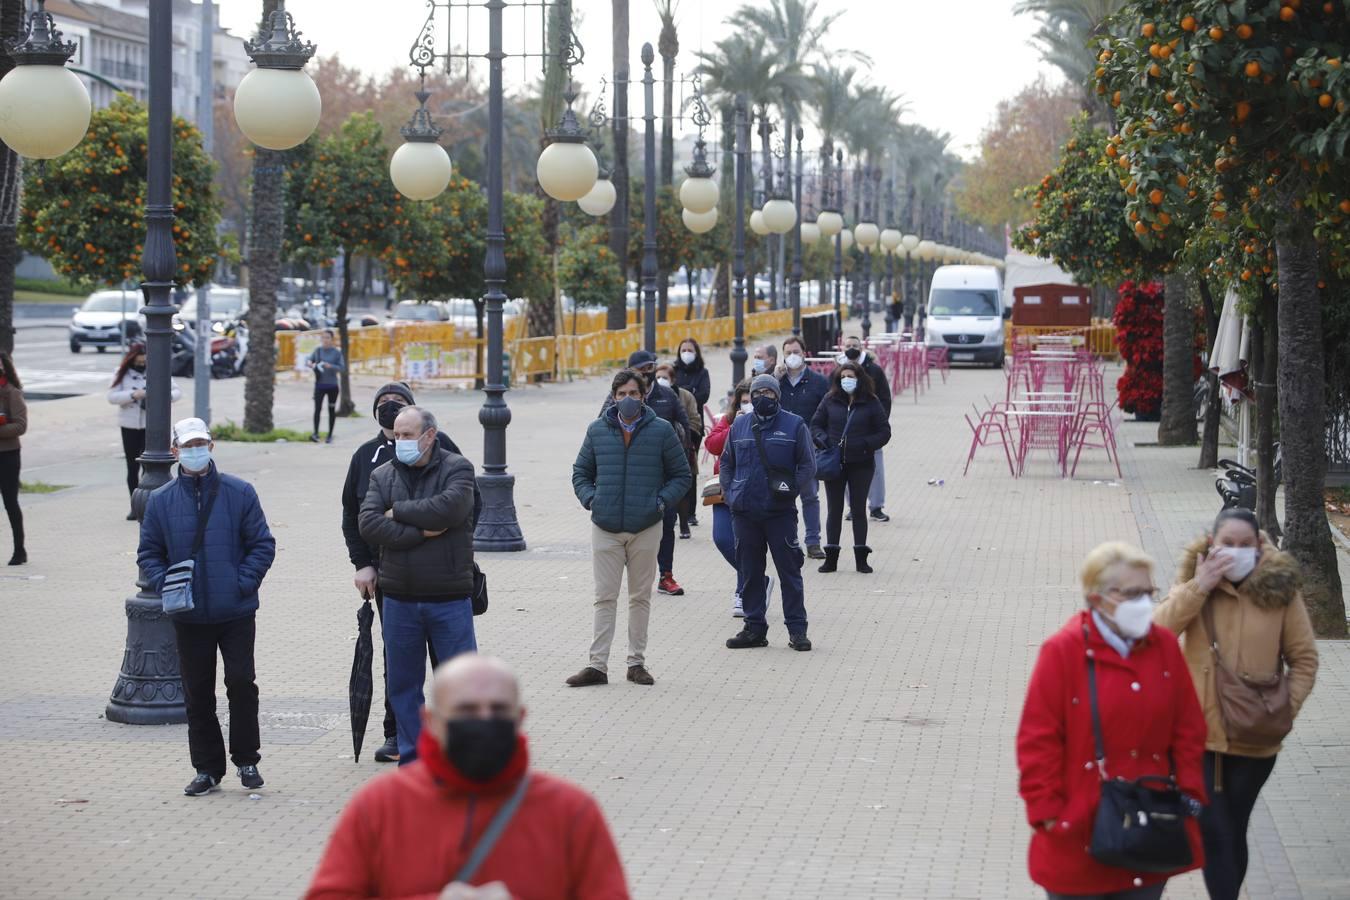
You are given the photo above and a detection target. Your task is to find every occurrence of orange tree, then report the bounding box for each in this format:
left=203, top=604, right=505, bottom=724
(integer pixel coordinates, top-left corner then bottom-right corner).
left=284, top=113, right=401, bottom=413
left=558, top=224, right=625, bottom=332
left=19, top=94, right=219, bottom=289
left=1098, top=0, right=1348, bottom=634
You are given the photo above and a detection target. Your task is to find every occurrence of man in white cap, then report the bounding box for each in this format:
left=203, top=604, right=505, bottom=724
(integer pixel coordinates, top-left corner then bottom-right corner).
left=139, top=417, right=276, bottom=797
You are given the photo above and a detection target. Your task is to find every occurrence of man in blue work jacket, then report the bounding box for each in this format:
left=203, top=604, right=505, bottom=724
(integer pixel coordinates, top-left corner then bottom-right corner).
left=719, top=374, right=817, bottom=651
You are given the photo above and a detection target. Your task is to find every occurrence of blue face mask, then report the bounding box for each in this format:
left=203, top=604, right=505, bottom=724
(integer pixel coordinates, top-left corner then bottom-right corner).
left=178, top=446, right=211, bottom=472
left=840, top=377, right=858, bottom=394
left=395, top=438, right=424, bottom=465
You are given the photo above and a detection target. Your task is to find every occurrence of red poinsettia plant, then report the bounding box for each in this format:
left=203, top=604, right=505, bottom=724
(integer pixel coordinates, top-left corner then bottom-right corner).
left=1112, top=281, right=1165, bottom=419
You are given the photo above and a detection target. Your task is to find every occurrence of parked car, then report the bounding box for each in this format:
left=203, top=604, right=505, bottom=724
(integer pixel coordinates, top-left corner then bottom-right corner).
left=174, top=286, right=250, bottom=333
left=387, top=299, right=450, bottom=327
left=69, top=289, right=142, bottom=353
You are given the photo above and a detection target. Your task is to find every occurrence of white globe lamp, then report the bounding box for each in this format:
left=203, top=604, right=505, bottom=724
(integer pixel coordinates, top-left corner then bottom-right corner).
left=880, top=228, right=902, bottom=253
left=816, top=210, right=843, bottom=237
left=683, top=206, right=718, bottom=234
left=679, top=176, right=719, bottom=215
left=902, top=233, right=920, bottom=253
left=854, top=221, right=880, bottom=249
left=800, top=221, right=821, bottom=245
left=0, top=4, right=91, bottom=159
left=762, top=197, right=797, bottom=234
left=578, top=176, right=618, bottom=216
left=750, top=209, right=770, bottom=236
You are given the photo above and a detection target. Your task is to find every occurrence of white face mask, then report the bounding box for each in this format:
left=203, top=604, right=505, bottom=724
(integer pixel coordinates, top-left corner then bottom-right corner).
left=785, top=353, right=804, bottom=370
left=739, top=401, right=753, bottom=415
left=1107, top=594, right=1155, bottom=640
left=1219, top=546, right=1258, bottom=581
left=656, top=376, right=672, bottom=388
left=680, top=350, right=696, bottom=365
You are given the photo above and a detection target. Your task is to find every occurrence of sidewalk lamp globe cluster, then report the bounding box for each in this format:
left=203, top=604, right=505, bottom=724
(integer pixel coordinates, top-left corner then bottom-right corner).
left=917, top=239, right=937, bottom=261
left=749, top=209, right=770, bottom=236
left=761, top=196, right=797, bottom=234
left=682, top=206, right=718, bottom=234
left=390, top=140, right=453, bottom=201
left=854, top=221, right=880, bottom=249
left=816, top=209, right=843, bottom=237
left=880, top=228, right=902, bottom=254
left=537, top=136, right=599, bottom=202
left=679, top=174, right=719, bottom=215
left=0, top=0, right=92, bottom=160
left=233, top=5, right=321, bottom=151
left=578, top=175, right=617, bottom=216
left=902, top=233, right=920, bottom=253
left=839, top=227, right=854, bottom=250
left=800, top=221, right=821, bottom=245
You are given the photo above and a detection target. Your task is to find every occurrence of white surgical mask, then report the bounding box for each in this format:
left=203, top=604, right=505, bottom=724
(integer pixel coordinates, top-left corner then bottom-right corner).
left=1107, top=594, right=1155, bottom=640
left=840, top=377, right=858, bottom=394
left=739, top=401, right=753, bottom=415
left=1220, top=546, right=1258, bottom=581
left=752, top=358, right=767, bottom=373
left=177, top=446, right=211, bottom=472
left=657, top=376, right=672, bottom=388
left=680, top=350, right=696, bottom=365
left=785, top=353, right=804, bottom=370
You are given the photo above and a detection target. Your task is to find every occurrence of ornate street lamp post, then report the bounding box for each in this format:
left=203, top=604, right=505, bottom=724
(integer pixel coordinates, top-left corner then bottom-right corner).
left=640, top=44, right=658, bottom=352
left=789, top=125, right=804, bottom=337
left=730, top=95, right=749, bottom=386
left=831, top=147, right=846, bottom=347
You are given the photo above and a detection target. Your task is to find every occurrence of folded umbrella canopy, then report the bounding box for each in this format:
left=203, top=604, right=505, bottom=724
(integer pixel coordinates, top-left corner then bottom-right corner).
left=1209, top=287, right=1248, bottom=392
left=349, top=598, right=375, bottom=763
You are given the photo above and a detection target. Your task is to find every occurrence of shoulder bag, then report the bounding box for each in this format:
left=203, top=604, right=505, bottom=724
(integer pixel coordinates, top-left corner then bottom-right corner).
left=814, top=406, right=853, bottom=482
left=753, top=423, right=798, bottom=506
left=1085, top=638, right=1194, bottom=873
left=453, top=774, right=531, bottom=883
left=1200, top=601, right=1292, bottom=747
left=471, top=563, right=489, bottom=616
left=700, top=476, right=724, bottom=506
left=160, top=480, right=219, bottom=615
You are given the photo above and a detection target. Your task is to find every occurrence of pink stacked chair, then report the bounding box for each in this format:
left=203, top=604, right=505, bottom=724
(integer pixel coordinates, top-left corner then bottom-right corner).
left=963, top=405, right=1015, bottom=476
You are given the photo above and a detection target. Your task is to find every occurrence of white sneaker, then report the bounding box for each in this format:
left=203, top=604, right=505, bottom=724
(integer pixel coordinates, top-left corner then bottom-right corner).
left=732, top=594, right=744, bottom=618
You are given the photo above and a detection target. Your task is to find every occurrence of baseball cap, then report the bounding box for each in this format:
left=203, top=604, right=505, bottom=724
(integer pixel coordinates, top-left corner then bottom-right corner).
left=627, top=350, right=657, bottom=369
left=173, top=417, right=212, bottom=445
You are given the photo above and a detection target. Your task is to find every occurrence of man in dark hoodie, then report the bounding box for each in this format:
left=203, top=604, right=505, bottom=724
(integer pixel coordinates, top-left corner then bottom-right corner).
left=341, top=381, right=478, bottom=763
left=359, top=406, right=479, bottom=765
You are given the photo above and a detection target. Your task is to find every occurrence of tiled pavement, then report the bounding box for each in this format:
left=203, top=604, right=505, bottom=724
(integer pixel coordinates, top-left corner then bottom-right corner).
left=1, top=351, right=1346, bottom=899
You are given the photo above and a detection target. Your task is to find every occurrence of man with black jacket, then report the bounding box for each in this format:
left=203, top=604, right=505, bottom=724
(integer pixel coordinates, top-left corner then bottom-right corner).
left=359, top=406, right=478, bottom=766
left=599, top=350, right=691, bottom=597
left=778, top=336, right=829, bottom=559
left=341, top=381, right=478, bottom=763
left=840, top=335, right=893, bottom=523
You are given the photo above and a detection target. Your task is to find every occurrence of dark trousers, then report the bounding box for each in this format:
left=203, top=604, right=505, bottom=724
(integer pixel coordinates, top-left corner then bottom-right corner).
left=313, top=384, right=338, bottom=438
left=173, top=615, right=260, bottom=780
left=372, top=587, right=439, bottom=741
left=678, top=450, right=699, bottom=529
left=1201, top=751, right=1278, bottom=900
left=824, top=457, right=875, bottom=547
left=657, top=505, right=677, bottom=574
left=732, top=511, right=806, bottom=636
left=0, top=448, right=23, bottom=555
left=1045, top=886, right=1164, bottom=900
left=120, top=426, right=145, bottom=496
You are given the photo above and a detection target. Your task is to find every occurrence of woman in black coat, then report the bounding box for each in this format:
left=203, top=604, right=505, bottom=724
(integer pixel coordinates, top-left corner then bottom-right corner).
left=810, top=362, right=891, bottom=574
left=673, top=337, right=711, bottom=527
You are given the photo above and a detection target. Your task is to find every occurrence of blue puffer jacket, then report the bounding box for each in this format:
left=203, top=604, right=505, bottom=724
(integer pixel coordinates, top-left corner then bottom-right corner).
left=573, top=406, right=691, bottom=534
left=719, top=409, right=816, bottom=521
left=138, top=463, right=276, bottom=624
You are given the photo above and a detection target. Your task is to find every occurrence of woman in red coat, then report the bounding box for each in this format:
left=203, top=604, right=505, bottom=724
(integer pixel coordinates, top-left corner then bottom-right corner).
left=1017, top=541, right=1208, bottom=899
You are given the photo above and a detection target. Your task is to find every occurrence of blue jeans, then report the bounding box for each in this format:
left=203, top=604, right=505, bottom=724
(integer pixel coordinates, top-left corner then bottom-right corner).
left=712, top=503, right=745, bottom=595
left=732, top=511, right=807, bottom=636
left=382, top=596, right=477, bottom=764
left=800, top=491, right=821, bottom=546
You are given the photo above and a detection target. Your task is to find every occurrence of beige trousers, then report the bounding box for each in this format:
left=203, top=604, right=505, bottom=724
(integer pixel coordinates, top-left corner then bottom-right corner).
left=588, top=521, right=662, bottom=672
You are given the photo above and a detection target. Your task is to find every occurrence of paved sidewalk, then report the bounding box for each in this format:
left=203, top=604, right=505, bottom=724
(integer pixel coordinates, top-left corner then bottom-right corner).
left=0, top=351, right=1346, bottom=899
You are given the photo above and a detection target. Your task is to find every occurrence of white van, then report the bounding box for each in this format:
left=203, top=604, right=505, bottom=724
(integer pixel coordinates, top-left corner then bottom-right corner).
left=923, top=265, right=1007, bottom=367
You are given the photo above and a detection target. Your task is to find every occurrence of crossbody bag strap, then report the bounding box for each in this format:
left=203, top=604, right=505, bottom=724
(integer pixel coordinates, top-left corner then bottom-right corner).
left=752, top=422, right=774, bottom=471
left=839, top=407, right=855, bottom=446
left=1085, top=645, right=1109, bottom=780
left=188, top=480, right=219, bottom=562
left=454, top=774, right=532, bottom=884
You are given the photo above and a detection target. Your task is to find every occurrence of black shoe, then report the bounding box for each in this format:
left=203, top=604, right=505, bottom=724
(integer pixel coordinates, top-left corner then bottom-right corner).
left=7, top=549, right=26, bottom=566
left=324, top=435, right=334, bottom=445
left=183, top=772, right=219, bottom=796
left=789, top=633, right=813, bottom=652
left=688, top=515, right=699, bottom=527
left=566, top=666, right=609, bottom=687
left=126, top=510, right=137, bottom=521
left=627, top=665, right=655, bottom=685
left=818, top=546, right=840, bottom=573
left=679, top=527, right=691, bottom=539
left=807, top=544, right=826, bottom=560
left=373, top=736, right=400, bottom=763
left=309, top=433, right=320, bottom=443
left=238, top=765, right=264, bottom=789
left=854, top=546, right=874, bottom=574
left=726, top=628, right=769, bottom=649
left=870, top=508, right=890, bottom=523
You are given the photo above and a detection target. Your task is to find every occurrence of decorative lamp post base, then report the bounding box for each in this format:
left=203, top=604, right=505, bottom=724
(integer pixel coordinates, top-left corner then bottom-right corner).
left=105, top=594, right=186, bottom=725
left=473, top=473, right=526, bottom=552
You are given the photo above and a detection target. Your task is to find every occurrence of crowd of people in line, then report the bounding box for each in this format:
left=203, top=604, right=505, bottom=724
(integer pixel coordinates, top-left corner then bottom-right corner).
left=0, top=333, right=1327, bottom=898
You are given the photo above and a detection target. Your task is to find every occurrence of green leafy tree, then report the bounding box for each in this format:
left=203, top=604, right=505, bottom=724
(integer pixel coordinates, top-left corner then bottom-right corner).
left=1098, top=0, right=1347, bottom=635
left=283, top=112, right=401, bottom=414
left=559, top=224, right=626, bottom=332
left=627, top=184, right=694, bottom=320
left=19, top=94, right=220, bottom=289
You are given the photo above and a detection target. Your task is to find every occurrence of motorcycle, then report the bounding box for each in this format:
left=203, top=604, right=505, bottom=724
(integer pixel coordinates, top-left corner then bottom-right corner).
left=1215, top=444, right=1282, bottom=511
left=169, top=317, right=247, bottom=378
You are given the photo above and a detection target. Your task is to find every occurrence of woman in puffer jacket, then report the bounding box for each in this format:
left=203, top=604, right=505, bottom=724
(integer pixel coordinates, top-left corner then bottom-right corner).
left=1152, top=508, right=1318, bottom=900
left=108, top=342, right=181, bottom=518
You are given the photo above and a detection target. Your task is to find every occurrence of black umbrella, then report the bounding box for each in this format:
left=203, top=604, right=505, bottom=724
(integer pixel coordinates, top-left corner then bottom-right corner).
left=349, top=598, right=375, bottom=763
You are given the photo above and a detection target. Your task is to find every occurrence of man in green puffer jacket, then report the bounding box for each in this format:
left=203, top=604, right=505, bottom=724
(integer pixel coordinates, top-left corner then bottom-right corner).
left=568, top=369, right=691, bottom=688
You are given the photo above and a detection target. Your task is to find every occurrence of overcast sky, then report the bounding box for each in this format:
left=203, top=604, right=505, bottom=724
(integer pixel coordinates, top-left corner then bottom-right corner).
left=217, top=0, right=1061, bottom=159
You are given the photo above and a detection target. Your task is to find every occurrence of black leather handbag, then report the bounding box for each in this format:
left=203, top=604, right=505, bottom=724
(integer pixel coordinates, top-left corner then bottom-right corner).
left=1085, top=649, right=1194, bottom=873
left=471, top=563, right=488, bottom=616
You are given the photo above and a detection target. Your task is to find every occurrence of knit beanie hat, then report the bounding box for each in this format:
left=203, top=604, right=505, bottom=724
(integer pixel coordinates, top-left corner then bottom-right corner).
left=372, top=381, right=415, bottom=415
left=750, top=373, right=780, bottom=397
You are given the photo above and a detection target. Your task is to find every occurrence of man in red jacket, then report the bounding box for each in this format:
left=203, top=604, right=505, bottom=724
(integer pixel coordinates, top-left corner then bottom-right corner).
left=306, top=654, right=630, bottom=900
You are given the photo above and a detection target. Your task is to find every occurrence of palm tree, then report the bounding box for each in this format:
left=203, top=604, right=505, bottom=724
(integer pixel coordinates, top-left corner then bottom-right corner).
left=1014, top=0, right=1127, bottom=115
left=655, top=0, right=679, bottom=186
left=608, top=0, right=631, bottom=329
left=810, top=63, right=856, bottom=158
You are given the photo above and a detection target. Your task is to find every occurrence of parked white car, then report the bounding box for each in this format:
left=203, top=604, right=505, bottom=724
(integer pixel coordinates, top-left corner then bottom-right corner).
left=68, top=289, right=142, bottom=353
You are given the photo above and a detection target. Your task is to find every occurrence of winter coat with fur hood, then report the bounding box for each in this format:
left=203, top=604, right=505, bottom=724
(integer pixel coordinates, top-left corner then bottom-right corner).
left=1153, top=533, right=1318, bottom=758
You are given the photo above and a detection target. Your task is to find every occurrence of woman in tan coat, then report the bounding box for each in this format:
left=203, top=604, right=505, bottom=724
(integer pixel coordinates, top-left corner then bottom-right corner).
left=1153, top=508, right=1318, bottom=900
left=0, top=352, right=27, bottom=565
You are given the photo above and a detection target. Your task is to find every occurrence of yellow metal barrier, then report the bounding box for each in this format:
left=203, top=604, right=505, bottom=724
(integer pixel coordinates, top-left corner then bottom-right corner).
left=1005, top=321, right=1120, bottom=360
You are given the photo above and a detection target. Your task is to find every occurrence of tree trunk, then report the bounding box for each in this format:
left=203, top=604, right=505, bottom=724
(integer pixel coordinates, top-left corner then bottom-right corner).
left=474, top=299, right=485, bottom=391
left=1157, top=272, right=1198, bottom=445
left=1252, top=299, right=1279, bottom=537
left=714, top=261, right=730, bottom=318
left=242, top=145, right=286, bottom=433
left=606, top=0, right=630, bottom=331
left=1275, top=202, right=1345, bottom=636
left=0, top=0, right=23, bottom=357
left=685, top=267, right=694, bottom=321
left=335, top=248, right=355, bottom=416
left=1197, top=277, right=1221, bottom=469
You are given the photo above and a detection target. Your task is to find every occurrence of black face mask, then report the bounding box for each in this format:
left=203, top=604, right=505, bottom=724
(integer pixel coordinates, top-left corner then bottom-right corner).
left=131, top=363, right=146, bottom=373
left=752, top=395, right=779, bottom=418
left=844, top=347, right=862, bottom=361
left=377, top=400, right=405, bottom=430
left=445, top=718, right=518, bottom=783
